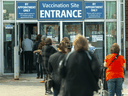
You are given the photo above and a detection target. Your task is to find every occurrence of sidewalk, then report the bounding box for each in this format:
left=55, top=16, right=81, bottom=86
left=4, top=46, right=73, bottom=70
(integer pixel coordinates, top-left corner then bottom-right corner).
left=0, top=71, right=128, bottom=96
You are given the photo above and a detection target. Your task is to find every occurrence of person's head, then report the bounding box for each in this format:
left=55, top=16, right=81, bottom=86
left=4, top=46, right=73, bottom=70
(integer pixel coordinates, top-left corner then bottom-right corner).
left=67, top=42, right=72, bottom=53
left=42, top=35, right=47, bottom=41
left=36, top=34, right=42, bottom=41
left=62, top=37, right=70, bottom=44
left=45, top=38, right=52, bottom=45
left=24, top=34, right=28, bottom=38
left=62, top=37, right=70, bottom=49
left=58, top=41, right=67, bottom=54
left=74, top=34, right=88, bottom=51
left=110, top=43, right=120, bottom=54
left=38, top=41, right=45, bottom=50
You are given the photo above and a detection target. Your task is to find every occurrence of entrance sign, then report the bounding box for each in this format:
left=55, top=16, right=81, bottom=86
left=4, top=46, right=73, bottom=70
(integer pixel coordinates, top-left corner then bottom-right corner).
left=17, top=2, right=37, bottom=20
left=38, top=1, right=84, bottom=20
left=85, top=2, right=104, bottom=19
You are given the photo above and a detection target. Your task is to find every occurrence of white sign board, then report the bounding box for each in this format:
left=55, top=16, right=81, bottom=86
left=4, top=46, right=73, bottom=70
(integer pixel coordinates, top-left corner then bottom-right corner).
left=70, top=35, right=75, bottom=42
left=6, top=34, right=12, bottom=41
left=47, top=36, right=52, bottom=40
left=92, top=35, right=97, bottom=42
left=97, top=35, right=103, bottom=41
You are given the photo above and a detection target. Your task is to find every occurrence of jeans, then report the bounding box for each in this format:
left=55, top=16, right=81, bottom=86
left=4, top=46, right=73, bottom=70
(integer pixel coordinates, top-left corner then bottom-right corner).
left=107, top=78, right=123, bottom=96
left=53, top=88, right=60, bottom=96
left=36, top=63, right=43, bottom=77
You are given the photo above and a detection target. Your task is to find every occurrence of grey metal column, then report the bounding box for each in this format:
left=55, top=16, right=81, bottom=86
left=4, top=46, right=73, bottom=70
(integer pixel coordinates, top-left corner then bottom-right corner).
left=14, top=0, right=19, bottom=80
left=0, top=0, right=3, bottom=76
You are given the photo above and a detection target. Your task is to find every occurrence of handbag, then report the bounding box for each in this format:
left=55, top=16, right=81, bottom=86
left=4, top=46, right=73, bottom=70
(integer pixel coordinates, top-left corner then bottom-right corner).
left=85, top=51, right=101, bottom=92
left=37, top=53, right=42, bottom=64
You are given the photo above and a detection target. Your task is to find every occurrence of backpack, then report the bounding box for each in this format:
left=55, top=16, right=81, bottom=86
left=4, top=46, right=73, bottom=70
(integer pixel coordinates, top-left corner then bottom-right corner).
left=85, top=51, right=101, bottom=92
left=58, top=51, right=73, bottom=78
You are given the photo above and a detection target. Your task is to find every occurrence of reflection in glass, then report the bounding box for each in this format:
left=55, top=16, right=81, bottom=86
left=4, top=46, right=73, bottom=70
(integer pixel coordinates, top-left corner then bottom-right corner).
left=106, top=22, right=117, bottom=55
left=121, top=22, right=124, bottom=56
left=40, top=23, right=60, bottom=49
left=85, top=22, right=104, bottom=64
left=3, top=1, right=15, bottom=20
left=63, top=22, right=83, bottom=42
left=121, top=4, right=123, bottom=21
left=106, top=2, right=117, bottom=19
left=4, top=23, right=15, bottom=73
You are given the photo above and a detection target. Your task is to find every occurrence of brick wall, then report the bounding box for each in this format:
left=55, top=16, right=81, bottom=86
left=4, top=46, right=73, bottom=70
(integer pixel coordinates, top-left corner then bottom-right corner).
left=126, top=0, right=128, bottom=70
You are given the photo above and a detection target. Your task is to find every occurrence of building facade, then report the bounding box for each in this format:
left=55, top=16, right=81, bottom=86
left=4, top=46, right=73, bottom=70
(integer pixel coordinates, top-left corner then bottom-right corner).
left=0, top=0, right=126, bottom=76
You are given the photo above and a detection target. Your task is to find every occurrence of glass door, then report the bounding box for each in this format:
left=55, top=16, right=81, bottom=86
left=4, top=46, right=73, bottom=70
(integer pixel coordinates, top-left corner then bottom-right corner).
left=3, top=23, right=15, bottom=73
left=85, top=22, right=104, bottom=65
left=25, top=23, right=37, bottom=70
left=40, top=22, right=60, bottom=49
left=63, top=22, right=83, bottom=43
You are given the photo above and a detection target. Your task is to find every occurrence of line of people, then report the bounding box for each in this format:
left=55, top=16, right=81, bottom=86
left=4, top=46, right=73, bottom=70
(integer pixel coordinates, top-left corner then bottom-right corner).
left=22, top=34, right=125, bottom=96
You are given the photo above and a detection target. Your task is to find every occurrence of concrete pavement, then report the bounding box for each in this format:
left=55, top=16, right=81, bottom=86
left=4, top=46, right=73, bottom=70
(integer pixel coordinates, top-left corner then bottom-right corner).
left=0, top=71, right=128, bottom=96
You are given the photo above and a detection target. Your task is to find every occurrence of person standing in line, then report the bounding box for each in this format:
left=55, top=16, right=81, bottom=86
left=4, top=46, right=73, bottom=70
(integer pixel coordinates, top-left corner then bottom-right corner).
left=41, top=38, right=57, bottom=95
left=33, top=34, right=42, bottom=78
left=59, top=34, right=101, bottom=96
left=33, top=36, right=46, bottom=79
left=62, top=37, right=71, bottom=52
left=48, top=41, right=67, bottom=96
left=104, top=43, right=125, bottom=96
left=22, top=34, right=33, bottom=73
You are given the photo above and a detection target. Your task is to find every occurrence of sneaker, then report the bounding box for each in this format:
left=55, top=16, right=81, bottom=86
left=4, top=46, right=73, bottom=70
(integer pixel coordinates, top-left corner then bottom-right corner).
left=47, top=90, right=53, bottom=94
left=41, top=77, right=43, bottom=79
left=40, top=79, right=45, bottom=83
left=45, top=91, right=48, bottom=95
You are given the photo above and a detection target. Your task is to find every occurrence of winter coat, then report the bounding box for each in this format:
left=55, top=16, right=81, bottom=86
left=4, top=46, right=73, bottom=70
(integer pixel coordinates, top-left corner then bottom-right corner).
left=48, top=52, right=65, bottom=90
left=60, top=50, right=101, bottom=96
left=42, top=45, right=57, bottom=74
left=33, top=41, right=41, bottom=51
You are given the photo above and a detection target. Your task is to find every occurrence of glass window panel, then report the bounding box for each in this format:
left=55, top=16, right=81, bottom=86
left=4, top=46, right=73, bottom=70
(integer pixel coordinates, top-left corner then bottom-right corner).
left=106, top=1, right=117, bottom=19
left=106, top=22, right=117, bottom=55
left=121, top=4, right=123, bottom=21
left=3, top=1, right=15, bottom=20
left=63, top=22, right=83, bottom=42
left=121, top=22, right=124, bottom=56
left=85, top=22, right=104, bottom=65
left=40, top=23, right=60, bottom=49
left=3, top=23, right=15, bottom=73
left=121, top=0, right=123, bottom=2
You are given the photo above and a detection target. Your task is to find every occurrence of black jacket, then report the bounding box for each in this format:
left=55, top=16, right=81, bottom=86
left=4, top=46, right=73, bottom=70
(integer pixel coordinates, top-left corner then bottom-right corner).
left=33, top=41, right=41, bottom=65
left=60, top=50, right=101, bottom=96
left=33, top=41, right=41, bottom=51
left=42, top=45, right=57, bottom=74
left=48, top=52, right=65, bottom=90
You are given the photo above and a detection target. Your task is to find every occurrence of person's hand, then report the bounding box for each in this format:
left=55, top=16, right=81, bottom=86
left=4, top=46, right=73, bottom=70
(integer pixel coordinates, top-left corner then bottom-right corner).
left=33, top=51, right=35, bottom=53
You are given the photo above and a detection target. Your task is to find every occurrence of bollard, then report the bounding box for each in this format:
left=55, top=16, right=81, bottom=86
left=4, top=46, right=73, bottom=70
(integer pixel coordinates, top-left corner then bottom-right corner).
left=14, top=46, right=19, bottom=80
